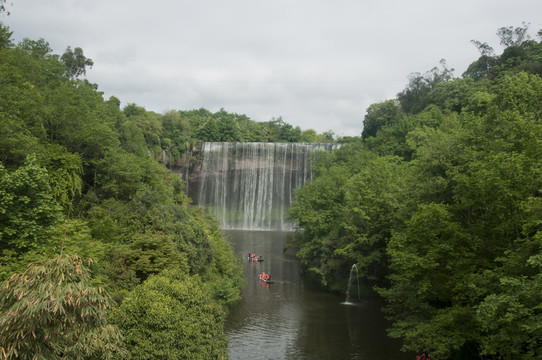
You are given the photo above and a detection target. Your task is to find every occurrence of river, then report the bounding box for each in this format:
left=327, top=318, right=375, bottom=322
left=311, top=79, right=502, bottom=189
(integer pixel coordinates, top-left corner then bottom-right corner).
left=224, top=230, right=411, bottom=360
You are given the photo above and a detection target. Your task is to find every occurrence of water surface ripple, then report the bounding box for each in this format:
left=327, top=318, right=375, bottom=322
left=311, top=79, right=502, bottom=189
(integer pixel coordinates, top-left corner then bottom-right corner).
left=224, top=230, right=411, bottom=360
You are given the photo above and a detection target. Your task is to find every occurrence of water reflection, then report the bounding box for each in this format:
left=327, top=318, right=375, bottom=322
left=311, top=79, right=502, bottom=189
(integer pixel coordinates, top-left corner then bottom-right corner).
left=224, top=230, right=410, bottom=360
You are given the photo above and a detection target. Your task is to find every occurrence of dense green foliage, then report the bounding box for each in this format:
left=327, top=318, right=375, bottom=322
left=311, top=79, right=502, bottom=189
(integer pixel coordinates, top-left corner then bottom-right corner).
left=0, top=255, right=126, bottom=359
left=111, top=270, right=228, bottom=359
left=133, top=105, right=337, bottom=166
left=0, top=22, right=246, bottom=358
left=289, top=24, right=542, bottom=359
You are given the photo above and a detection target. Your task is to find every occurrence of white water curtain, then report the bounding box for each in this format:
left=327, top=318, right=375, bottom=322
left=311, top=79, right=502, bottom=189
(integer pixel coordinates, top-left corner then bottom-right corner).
left=196, top=142, right=340, bottom=231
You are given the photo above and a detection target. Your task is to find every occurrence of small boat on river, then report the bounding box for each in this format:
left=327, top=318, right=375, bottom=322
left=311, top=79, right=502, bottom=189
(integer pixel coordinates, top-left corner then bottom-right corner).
left=248, top=253, right=264, bottom=262
left=259, top=272, right=273, bottom=283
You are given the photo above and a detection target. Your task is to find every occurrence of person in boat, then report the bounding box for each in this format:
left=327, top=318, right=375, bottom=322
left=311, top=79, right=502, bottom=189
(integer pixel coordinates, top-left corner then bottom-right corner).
left=260, top=272, right=270, bottom=281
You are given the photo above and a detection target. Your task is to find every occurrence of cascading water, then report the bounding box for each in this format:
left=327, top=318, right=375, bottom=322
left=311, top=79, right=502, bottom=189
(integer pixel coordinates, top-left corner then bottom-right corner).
left=193, top=142, right=340, bottom=231
left=345, top=264, right=360, bottom=304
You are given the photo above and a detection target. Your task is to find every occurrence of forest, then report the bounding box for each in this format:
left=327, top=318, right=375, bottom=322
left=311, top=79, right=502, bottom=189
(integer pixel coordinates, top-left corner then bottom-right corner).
left=1, top=10, right=541, bottom=360
left=288, top=24, right=542, bottom=359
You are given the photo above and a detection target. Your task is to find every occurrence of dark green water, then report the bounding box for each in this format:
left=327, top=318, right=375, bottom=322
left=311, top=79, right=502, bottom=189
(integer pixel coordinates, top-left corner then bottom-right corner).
left=224, top=230, right=411, bottom=360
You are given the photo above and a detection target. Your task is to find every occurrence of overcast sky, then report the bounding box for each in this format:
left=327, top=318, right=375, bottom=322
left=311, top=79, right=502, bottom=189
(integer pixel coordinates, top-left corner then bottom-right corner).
left=4, top=1, right=542, bottom=137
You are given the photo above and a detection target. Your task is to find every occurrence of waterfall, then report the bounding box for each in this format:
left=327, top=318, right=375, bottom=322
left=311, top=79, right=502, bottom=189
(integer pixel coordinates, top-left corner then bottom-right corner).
left=193, top=142, right=340, bottom=231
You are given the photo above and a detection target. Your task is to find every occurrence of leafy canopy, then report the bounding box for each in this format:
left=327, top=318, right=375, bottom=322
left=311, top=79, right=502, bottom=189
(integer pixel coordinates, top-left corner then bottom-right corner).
left=0, top=255, right=126, bottom=359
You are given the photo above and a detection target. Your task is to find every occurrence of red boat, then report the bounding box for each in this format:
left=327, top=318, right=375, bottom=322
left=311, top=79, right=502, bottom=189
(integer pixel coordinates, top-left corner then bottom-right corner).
left=248, top=253, right=264, bottom=262
left=259, top=272, right=273, bottom=283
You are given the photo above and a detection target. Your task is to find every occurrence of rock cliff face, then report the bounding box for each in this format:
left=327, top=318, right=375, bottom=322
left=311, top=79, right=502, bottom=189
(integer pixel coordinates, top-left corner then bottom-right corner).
left=168, top=142, right=340, bottom=231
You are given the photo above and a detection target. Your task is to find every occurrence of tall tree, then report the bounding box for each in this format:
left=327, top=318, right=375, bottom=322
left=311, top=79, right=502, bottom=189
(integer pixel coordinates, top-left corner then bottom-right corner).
left=398, top=59, right=454, bottom=114
left=361, top=100, right=403, bottom=139
left=497, top=22, right=531, bottom=47
left=0, top=23, right=13, bottom=48
left=60, top=46, right=94, bottom=79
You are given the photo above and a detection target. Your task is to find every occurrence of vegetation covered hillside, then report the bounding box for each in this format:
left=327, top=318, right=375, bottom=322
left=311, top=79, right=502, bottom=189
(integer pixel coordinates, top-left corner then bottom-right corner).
left=123, top=105, right=338, bottom=168
left=0, top=23, right=245, bottom=358
left=288, top=24, right=542, bottom=359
